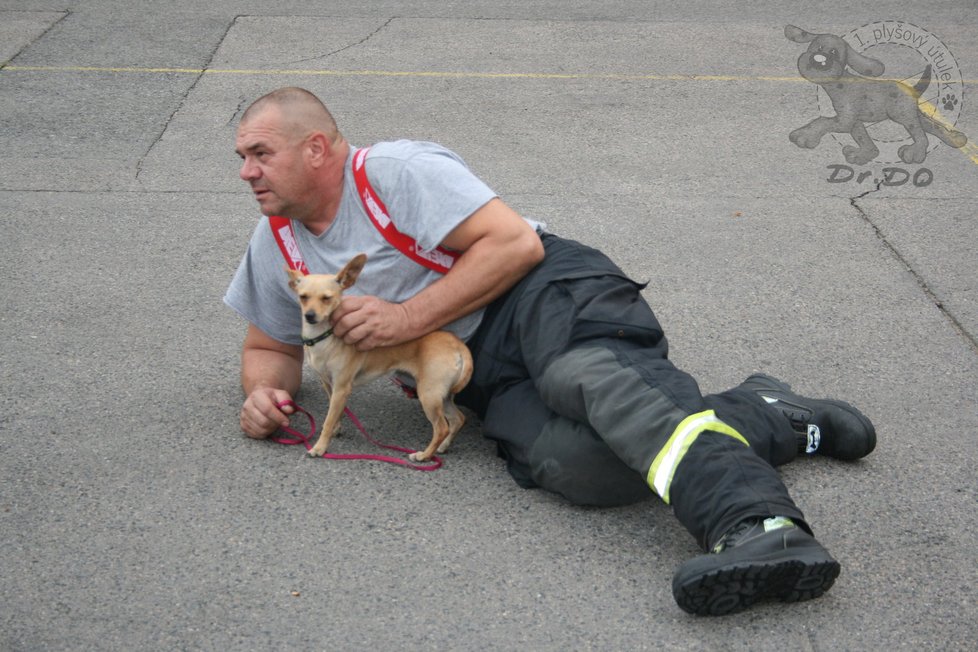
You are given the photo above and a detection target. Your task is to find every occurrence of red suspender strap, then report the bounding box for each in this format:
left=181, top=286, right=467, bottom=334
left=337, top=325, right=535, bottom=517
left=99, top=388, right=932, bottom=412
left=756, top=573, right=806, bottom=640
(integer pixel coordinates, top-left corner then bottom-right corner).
left=268, top=147, right=459, bottom=276
left=269, top=216, right=309, bottom=275
left=352, top=147, right=458, bottom=275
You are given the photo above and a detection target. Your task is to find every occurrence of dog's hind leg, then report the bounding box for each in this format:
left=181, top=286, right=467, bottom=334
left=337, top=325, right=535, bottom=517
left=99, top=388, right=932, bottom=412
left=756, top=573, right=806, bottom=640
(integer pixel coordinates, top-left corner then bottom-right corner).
left=437, top=399, right=466, bottom=454
left=898, top=118, right=930, bottom=164
left=411, top=382, right=451, bottom=462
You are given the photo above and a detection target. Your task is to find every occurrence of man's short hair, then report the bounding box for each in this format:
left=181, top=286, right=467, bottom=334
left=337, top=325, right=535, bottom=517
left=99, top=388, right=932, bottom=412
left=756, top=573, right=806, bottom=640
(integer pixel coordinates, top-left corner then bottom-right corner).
left=240, top=87, right=339, bottom=140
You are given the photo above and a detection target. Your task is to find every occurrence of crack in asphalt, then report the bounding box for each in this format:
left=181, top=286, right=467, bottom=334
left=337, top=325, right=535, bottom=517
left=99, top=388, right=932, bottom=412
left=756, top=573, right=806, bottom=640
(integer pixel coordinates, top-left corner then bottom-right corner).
left=286, top=16, right=398, bottom=65
left=0, top=9, right=70, bottom=69
left=133, top=15, right=398, bottom=181
left=849, top=187, right=978, bottom=355
left=134, top=15, right=240, bottom=182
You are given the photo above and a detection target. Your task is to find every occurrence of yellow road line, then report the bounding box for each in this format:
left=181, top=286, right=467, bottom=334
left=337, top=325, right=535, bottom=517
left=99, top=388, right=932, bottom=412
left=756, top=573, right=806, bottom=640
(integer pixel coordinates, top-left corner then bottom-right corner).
left=5, top=64, right=978, bottom=84
left=1, top=64, right=811, bottom=82
left=5, top=63, right=975, bottom=165
left=915, top=96, right=978, bottom=166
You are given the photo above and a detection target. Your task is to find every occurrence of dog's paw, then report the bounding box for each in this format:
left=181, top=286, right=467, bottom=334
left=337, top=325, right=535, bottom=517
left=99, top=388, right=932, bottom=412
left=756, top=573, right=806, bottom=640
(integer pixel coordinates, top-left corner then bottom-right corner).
left=408, top=451, right=429, bottom=462
left=789, top=127, right=821, bottom=149
left=842, top=145, right=877, bottom=165
left=942, top=93, right=959, bottom=111
left=307, top=447, right=326, bottom=458
left=436, top=434, right=459, bottom=454
left=898, top=142, right=928, bottom=164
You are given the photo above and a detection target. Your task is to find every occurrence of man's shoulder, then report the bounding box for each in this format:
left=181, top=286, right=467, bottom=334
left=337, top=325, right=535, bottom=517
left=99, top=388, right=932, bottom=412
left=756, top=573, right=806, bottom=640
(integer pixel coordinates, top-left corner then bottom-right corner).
left=248, top=214, right=277, bottom=247
left=367, top=140, right=466, bottom=167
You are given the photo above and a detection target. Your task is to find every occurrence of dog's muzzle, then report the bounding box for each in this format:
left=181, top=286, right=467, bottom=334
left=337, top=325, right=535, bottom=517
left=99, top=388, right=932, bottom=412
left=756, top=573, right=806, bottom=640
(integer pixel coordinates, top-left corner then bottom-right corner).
left=810, top=52, right=831, bottom=70
left=304, top=311, right=320, bottom=325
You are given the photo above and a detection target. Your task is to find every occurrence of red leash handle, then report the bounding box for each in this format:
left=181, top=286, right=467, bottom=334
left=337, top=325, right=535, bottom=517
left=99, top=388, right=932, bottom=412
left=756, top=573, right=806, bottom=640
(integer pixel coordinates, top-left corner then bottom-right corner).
left=270, top=400, right=443, bottom=471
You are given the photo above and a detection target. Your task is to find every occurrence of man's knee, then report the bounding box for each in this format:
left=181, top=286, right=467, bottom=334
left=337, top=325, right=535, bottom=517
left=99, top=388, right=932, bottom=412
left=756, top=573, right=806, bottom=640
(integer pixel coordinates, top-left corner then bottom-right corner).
left=527, top=417, right=652, bottom=507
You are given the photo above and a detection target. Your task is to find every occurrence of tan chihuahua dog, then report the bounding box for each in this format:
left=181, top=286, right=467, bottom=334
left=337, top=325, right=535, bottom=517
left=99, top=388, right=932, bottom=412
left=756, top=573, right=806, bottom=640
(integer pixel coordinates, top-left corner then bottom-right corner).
left=286, top=254, right=473, bottom=461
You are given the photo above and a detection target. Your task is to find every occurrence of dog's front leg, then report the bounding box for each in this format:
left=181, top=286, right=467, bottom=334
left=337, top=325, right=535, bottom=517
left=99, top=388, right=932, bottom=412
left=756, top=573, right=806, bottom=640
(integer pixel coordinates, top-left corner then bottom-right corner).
left=308, top=383, right=352, bottom=457
left=318, top=374, right=333, bottom=400
left=842, top=121, right=879, bottom=165
left=315, top=374, right=342, bottom=438
left=789, top=116, right=837, bottom=149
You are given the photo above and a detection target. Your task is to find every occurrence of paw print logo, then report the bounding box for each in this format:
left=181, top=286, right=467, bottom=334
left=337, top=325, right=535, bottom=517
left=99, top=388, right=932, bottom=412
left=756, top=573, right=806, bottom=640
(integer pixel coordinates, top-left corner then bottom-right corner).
left=942, top=93, right=959, bottom=111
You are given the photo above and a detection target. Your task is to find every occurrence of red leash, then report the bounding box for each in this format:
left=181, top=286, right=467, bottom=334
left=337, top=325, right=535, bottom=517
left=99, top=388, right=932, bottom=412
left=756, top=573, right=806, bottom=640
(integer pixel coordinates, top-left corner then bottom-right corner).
left=270, top=400, right=443, bottom=471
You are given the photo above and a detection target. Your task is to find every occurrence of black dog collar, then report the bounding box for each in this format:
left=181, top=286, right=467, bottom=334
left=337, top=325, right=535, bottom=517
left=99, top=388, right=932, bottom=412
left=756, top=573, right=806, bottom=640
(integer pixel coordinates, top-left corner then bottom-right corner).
left=302, top=329, right=333, bottom=347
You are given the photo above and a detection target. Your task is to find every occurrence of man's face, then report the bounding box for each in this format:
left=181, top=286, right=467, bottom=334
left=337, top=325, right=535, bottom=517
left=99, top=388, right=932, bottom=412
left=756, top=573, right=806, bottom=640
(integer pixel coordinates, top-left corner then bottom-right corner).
left=235, top=108, right=312, bottom=218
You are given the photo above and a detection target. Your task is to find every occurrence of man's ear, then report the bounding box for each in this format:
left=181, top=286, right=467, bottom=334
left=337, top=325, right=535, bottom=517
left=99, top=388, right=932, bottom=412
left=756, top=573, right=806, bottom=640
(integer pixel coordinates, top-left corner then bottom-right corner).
left=336, top=253, right=367, bottom=290
left=286, top=266, right=305, bottom=291
left=305, top=131, right=331, bottom=168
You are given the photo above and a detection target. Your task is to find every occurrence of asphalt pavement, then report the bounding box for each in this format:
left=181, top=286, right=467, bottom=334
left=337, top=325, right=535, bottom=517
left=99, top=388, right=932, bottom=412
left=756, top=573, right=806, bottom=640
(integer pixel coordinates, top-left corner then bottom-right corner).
left=1, top=1, right=976, bottom=650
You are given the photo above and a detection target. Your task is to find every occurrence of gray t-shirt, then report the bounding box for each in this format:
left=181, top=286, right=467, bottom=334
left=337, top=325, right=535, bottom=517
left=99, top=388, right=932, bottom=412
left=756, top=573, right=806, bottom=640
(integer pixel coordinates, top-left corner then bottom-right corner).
left=224, top=140, right=509, bottom=345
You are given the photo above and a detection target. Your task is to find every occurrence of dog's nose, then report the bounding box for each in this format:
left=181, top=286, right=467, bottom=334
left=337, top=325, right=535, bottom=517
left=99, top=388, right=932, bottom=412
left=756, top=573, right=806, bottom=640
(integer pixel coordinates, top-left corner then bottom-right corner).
left=304, top=311, right=319, bottom=324
left=811, top=53, right=829, bottom=68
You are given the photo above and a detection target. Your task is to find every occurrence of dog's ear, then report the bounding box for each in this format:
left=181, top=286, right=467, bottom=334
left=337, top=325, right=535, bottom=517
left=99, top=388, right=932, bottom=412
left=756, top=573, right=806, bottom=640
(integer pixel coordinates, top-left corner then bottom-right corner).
left=336, top=253, right=367, bottom=290
left=785, top=25, right=817, bottom=43
left=286, top=266, right=305, bottom=291
left=844, top=45, right=885, bottom=77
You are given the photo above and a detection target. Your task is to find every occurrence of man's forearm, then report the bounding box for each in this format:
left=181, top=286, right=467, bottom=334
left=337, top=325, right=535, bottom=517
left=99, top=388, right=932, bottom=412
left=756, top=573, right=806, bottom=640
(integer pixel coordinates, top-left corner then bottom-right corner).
left=328, top=199, right=544, bottom=350
left=241, top=324, right=304, bottom=394
left=242, top=346, right=303, bottom=395
left=401, top=198, right=544, bottom=338
left=238, top=328, right=305, bottom=438
left=402, top=227, right=542, bottom=338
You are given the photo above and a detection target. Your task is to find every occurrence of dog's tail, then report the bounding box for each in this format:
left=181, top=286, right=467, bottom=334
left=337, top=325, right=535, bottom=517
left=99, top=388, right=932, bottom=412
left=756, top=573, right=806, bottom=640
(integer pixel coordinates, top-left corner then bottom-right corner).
left=911, top=65, right=932, bottom=98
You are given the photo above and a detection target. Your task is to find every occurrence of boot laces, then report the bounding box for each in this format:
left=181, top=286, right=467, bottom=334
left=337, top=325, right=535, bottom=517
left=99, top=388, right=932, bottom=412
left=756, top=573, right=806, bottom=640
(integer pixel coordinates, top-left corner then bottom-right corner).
left=713, top=517, right=795, bottom=553
left=712, top=519, right=758, bottom=553
left=762, top=394, right=814, bottom=433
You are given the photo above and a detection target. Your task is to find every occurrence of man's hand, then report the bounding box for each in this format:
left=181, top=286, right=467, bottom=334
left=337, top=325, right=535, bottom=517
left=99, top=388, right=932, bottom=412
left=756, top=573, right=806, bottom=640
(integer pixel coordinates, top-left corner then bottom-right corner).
left=331, top=198, right=544, bottom=352
left=240, top=386, right=295, bottom=439
left=330, top=295, right=415, bottom=351
left=339, top=199, right=542, bottom=351
left=239, top=324, right=304, bottom=438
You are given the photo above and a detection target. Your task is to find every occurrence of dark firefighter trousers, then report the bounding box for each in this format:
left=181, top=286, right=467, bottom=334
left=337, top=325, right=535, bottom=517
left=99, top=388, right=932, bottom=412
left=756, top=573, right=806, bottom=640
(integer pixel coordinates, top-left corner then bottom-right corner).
left=456, top=234, right=807, bottom=551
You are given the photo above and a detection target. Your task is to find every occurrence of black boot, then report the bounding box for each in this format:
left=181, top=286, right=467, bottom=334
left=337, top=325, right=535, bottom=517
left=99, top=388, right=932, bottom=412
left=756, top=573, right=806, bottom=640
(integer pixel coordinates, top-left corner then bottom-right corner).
left=739, top=374, right=876, bottom=460
left=672, top=516, right=840, bottom=616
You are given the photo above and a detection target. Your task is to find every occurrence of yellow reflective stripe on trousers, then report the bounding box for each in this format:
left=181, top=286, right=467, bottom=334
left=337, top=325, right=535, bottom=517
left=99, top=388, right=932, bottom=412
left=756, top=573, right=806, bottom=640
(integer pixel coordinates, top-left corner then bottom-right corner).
left=646, top=409, right=749, bottom=504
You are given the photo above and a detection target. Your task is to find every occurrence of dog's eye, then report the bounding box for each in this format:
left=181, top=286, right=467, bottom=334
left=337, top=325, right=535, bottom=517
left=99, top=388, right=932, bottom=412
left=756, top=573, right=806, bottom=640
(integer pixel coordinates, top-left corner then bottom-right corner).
left=299, top=293, right=309, bottom=301
left=321, top=294, right=332, bottom=302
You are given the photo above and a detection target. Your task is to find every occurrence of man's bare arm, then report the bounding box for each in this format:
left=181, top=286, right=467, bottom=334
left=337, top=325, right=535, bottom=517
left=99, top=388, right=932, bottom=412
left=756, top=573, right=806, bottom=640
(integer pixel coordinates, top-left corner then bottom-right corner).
left=239, top=323, right=304, bottom=438
left=330, top=198, right=545, bottom=349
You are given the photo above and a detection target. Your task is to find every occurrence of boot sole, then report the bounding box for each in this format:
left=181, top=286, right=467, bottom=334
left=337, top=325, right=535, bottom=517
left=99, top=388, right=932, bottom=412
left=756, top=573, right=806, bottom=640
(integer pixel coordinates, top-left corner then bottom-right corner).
left=673, top=532, right=841, bottom=616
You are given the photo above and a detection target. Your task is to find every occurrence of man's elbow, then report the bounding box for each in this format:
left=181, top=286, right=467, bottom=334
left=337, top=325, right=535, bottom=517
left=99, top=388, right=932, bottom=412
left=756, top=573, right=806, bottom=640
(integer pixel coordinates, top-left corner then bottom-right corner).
left=517, top=228, right=545, bottom=271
